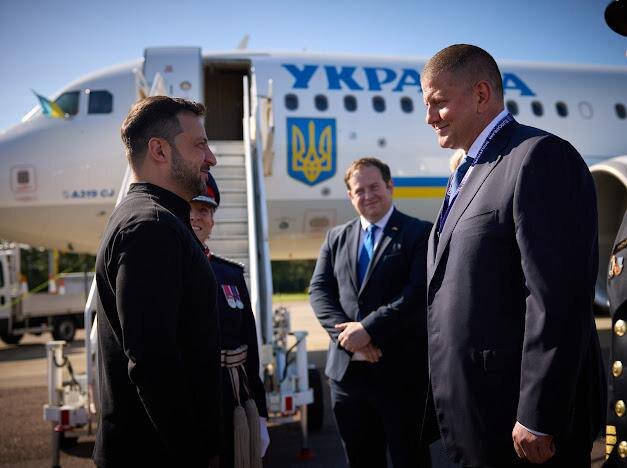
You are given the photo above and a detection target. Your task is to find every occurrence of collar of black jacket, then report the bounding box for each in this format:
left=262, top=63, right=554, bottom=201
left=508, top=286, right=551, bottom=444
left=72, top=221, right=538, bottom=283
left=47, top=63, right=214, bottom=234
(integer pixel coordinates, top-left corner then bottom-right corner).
left=128, top=182, right=191, bottom=223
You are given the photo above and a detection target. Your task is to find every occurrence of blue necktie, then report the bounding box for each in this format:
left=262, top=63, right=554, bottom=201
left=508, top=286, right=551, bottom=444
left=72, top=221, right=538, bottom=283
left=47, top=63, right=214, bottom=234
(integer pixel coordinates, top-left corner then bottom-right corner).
left=357, top=224, right=378, bottom=287
left=449, top=154, right=474, bottom=195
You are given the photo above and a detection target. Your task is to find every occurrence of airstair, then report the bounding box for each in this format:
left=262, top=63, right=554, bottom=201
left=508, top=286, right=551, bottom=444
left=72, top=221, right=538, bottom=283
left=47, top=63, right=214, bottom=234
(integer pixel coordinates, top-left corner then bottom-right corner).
left=208, top=142, right=250, bottom=274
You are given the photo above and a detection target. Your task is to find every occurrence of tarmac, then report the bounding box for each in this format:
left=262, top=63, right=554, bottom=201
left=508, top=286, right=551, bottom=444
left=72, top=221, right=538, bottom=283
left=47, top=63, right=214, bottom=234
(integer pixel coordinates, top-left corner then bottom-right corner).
left=0, top=301, right=610, bottom=467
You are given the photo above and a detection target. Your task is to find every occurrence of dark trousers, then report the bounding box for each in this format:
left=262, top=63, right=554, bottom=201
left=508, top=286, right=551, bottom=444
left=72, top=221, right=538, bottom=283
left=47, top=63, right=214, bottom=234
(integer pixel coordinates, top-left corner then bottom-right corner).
left=330, top=362, right=426, bottom=468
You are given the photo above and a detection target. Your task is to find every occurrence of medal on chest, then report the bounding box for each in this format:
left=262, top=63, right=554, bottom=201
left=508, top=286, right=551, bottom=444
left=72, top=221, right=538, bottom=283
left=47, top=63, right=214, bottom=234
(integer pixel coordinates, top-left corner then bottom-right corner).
left=221, top=285, right=237, bottom=308
left=232, top=286, right=244, bottom=309
left=221, top=284, right=245, bottom=309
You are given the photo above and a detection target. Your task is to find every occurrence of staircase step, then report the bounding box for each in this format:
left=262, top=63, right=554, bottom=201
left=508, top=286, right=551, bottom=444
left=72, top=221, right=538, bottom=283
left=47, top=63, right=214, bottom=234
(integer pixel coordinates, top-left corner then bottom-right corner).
left=211, top=224, right=248, bottom=237
left=209, top=141, right=245, bottom=155
left=211, top=166, right=246, bottom=179
left=214, top=154, right=245, bottom=167
left=210, top=238, right=249, bottom=257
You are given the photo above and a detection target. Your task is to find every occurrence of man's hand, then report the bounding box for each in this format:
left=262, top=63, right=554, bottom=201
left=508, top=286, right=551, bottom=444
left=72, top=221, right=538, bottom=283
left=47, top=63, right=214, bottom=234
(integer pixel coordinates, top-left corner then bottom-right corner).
left=335, top=322, right=371, bottom=352
left=353, top=343, right=383, bottom=363
left=512, top=422, right=555, bottom=464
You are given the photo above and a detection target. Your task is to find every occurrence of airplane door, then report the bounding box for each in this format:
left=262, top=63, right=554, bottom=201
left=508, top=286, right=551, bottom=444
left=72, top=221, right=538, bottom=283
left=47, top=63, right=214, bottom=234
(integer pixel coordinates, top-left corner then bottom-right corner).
left=203, top=62, right=249, bottom=140
left=143, top=47, right=203, bottom=102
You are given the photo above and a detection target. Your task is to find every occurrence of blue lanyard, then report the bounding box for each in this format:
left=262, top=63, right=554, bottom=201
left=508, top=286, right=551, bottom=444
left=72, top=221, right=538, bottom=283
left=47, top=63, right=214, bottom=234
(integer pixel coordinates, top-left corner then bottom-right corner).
left=437, top=113, right=513, bottom=233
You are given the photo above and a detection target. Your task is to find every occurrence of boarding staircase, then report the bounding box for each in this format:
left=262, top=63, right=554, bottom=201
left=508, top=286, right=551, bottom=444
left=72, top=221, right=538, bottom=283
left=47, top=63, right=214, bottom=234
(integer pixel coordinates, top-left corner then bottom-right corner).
left=208, top=141, right=251, bottom=280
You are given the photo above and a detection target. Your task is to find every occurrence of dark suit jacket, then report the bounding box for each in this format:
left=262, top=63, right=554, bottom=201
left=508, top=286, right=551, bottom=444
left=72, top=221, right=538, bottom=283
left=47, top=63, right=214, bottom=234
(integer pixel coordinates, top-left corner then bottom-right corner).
left=309, top=208, right=431, bottom=383
left=426, top=119, right=606, bottom=466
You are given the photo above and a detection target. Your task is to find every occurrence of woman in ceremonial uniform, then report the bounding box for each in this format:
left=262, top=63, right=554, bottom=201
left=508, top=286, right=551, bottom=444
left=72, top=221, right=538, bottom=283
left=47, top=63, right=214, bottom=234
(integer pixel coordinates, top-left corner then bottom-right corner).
left=191, top=173, right=269, bottom=468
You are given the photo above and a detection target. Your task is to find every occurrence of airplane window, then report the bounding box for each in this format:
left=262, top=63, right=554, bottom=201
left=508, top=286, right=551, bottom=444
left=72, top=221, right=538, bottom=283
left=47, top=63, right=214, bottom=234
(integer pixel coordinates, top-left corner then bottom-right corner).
left=284, top=94, right=298, bottom=111
left=555, top=102, right=568, bottom=118
left=578, top=102, right=593, bottom=119
left=17, top=170, right=30, bottom=184
left=400, top=97, right=413, bottom=113
left=87, top=90, right=113, bottom=114
left=344, top=95, right=357, bottom=112
left=616, top=103, right=626, bottom=120
left=531, top=101, right=544, bottom=117
left=315, top=94, right=328, bottom=111
left=54, top=91, right=80, bottom=116
left=506, top=100, right=519, bottom=116
left=372, top=96, right=385, bottom=113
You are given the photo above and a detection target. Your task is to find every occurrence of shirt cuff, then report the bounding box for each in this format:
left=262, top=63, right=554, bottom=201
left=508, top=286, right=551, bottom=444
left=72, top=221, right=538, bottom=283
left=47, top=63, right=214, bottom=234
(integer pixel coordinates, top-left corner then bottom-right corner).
left=518, top=421, right=549, bottom=436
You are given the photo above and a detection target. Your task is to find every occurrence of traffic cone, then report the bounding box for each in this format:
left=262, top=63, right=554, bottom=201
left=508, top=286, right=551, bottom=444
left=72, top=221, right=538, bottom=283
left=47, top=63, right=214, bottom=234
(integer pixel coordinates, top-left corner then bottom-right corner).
left=58, top=278, right=66, bottom=295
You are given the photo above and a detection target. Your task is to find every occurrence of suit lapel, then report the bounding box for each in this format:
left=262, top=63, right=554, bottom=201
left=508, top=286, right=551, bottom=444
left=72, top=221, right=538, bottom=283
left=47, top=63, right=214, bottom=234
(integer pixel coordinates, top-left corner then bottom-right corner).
left=433, top=121, right=517, bottom=271
left=347, top=218, right=361, bottom=292
left=359, top=208, right=402, bottom=295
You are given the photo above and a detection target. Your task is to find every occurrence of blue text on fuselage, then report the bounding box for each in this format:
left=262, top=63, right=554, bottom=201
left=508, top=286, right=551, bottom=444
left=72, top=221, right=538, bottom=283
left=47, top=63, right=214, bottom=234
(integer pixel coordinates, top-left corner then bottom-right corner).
left=281, top=64, right=536, bottom=96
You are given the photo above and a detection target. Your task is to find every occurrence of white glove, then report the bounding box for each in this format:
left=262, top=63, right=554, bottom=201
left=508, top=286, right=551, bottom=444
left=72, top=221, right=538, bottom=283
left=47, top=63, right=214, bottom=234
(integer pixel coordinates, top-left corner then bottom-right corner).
left=259, top=417, right=270, bottom=457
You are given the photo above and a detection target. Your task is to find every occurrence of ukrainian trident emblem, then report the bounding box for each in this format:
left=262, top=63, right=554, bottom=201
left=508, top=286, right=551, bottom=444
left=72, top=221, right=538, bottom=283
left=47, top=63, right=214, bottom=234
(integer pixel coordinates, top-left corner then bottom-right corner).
left=287, top=118, right=337, bottom=186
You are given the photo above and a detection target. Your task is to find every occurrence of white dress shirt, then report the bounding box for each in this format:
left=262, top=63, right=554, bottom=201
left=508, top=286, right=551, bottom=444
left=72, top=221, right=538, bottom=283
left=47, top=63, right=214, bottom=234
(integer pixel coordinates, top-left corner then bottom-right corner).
left=358, top=204, right=395, bottom=254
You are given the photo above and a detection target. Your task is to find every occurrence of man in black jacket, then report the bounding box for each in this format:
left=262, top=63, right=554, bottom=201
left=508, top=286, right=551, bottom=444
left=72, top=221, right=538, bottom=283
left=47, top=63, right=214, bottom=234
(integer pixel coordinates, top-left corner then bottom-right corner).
left=309, top=157, right=432, bottom=467
left=93, top=96, right=220, bottom=467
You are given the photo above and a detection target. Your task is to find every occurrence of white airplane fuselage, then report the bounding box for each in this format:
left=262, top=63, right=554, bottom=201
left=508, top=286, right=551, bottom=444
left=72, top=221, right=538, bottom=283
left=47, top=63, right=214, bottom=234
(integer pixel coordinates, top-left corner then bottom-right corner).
left=0, top=50, right=626, bottom=267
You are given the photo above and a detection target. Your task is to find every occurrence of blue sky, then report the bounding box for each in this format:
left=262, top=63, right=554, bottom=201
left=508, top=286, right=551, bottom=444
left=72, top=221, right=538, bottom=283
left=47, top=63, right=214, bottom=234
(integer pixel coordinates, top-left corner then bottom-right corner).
left=0, top=0, right=625, bottom=132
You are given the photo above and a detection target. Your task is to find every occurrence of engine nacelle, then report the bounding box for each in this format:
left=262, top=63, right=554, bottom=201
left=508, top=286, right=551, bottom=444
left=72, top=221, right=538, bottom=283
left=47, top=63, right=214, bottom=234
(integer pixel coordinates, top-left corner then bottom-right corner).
left=590, top=156, right=627, bottom=312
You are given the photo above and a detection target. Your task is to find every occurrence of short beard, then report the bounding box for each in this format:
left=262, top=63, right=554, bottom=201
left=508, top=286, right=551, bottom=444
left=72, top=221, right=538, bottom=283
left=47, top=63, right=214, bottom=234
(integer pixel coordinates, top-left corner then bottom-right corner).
left=170, top=145, right=205, bottom=198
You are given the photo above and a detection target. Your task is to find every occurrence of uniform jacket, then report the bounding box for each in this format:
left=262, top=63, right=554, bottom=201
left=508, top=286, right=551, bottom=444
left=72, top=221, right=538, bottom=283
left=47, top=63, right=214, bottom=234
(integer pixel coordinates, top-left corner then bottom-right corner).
left=605, top=211, right=627, bottom=466
left=210, top=254, right=268, bottom=417
left=94, top=183, right=221, bottom=468
left=426, top=118, right=606, bottom=466
left=309, top=208, right=431, bottom=383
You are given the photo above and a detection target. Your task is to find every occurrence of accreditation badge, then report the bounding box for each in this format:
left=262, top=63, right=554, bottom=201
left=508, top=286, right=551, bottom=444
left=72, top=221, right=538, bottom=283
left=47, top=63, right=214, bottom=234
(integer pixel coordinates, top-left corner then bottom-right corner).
left=221, top=285, right=237, bottom=308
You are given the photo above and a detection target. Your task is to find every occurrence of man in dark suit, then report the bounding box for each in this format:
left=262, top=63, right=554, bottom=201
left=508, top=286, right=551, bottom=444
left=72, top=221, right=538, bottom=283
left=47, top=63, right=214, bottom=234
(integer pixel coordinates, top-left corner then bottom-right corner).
left=309, top=157, right=432, bottom=467
left=421, top=44, right=606, bottom=467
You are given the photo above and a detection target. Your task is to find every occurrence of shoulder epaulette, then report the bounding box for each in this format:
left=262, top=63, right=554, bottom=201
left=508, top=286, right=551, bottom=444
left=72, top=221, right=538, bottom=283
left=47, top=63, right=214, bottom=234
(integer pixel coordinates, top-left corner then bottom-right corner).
left=211, top=253, right=245, bottom=270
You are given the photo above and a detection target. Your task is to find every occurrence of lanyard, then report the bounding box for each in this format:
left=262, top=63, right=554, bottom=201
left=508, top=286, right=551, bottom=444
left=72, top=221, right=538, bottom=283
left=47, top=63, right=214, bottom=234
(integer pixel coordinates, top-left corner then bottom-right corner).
left=437, top=113, right=513, bottom=234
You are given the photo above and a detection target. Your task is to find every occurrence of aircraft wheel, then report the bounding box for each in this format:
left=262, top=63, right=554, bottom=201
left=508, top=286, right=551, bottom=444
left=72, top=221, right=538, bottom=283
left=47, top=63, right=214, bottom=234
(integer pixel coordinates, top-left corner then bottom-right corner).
left=307, top=367, right=324, bottom=432
left=52, top=317, right=76, bottom=342
left=0, top=332, right=23, bottom=345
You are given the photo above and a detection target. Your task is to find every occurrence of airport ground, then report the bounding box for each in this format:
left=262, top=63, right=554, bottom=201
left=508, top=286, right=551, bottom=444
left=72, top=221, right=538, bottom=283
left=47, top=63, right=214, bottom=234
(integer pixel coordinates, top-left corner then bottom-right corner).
left=0, top=299, right=609, bottom=467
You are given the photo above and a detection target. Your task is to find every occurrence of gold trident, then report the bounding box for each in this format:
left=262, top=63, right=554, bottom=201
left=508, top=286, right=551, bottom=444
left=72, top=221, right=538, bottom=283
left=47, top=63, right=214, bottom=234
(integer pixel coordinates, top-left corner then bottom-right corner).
left=292, top=120, right=333, bottom=183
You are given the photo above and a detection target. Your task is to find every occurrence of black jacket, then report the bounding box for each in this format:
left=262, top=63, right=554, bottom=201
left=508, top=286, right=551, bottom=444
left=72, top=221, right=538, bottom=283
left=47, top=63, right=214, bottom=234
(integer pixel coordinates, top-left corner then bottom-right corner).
left=309, top=208, right=431, bottom=384
left=93, top=183, right=221, bottom=468
left=210, top=254, right=268, bottom=417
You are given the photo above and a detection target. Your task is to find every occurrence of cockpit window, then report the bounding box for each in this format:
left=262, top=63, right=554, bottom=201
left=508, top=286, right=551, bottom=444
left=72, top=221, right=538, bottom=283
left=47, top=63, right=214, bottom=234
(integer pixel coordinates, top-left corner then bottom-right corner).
left=88, top=90, right=113, bottom=114
left=54, top=91, right=80, bottom=116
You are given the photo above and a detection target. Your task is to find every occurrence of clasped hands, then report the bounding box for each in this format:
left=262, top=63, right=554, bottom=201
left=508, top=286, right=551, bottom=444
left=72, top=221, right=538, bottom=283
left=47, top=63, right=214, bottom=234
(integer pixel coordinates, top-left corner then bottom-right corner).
left=335, top=322, right=382, bottom=363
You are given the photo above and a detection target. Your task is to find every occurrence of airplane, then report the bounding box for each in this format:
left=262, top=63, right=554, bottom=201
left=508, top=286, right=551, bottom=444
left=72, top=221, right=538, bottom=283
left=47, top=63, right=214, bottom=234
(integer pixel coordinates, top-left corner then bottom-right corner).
left=0, top=47, right=625, bottom=312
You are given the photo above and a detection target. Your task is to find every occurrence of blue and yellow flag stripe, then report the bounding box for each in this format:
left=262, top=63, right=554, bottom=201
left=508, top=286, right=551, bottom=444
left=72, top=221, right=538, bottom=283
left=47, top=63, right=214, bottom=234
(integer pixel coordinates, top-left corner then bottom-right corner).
left=32, top=90, right=65, bottom=118
left=392, top=177, right=448, bottom=198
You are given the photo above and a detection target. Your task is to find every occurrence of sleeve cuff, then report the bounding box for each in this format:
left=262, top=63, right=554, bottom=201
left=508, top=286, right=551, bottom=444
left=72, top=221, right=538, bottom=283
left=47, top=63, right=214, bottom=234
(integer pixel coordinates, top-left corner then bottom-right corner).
left=518, top=421, right=549, bottom=437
